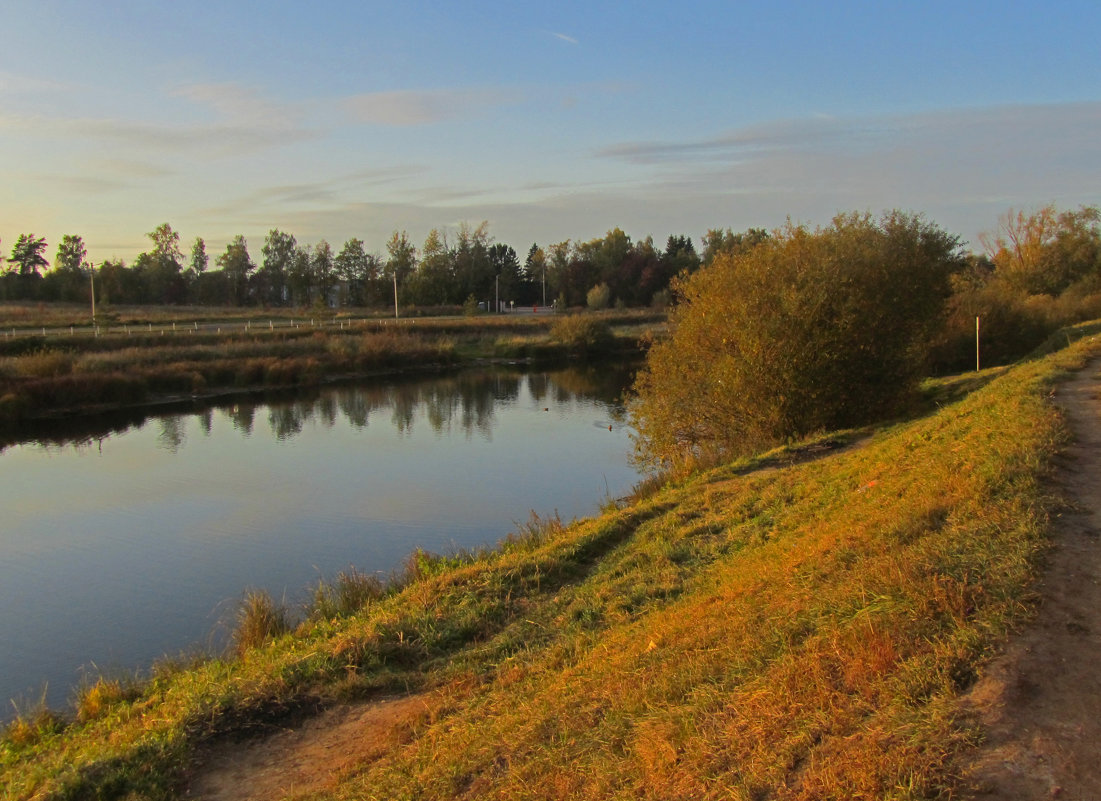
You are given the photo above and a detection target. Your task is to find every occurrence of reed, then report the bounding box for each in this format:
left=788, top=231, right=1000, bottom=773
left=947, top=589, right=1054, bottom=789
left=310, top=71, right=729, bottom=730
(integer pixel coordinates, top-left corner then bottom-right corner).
left=232, top=589, right=291, bottom=656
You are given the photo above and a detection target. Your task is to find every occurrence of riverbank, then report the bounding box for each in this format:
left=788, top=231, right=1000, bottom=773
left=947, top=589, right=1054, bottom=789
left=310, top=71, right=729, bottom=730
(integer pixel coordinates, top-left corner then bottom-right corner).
left=5, top=322, right=1099, bottom=798
left=0, top=307, right=662, bottom=437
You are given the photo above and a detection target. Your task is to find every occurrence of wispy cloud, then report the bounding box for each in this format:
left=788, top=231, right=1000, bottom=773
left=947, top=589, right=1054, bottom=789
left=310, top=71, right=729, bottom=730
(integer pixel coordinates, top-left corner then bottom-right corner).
left=172, top=83, right=301, bottom=129
left=0, top=82, right=319, bottom=157
left=342, top=88, right=522, bottom=126
left=95, top=158, right=176, bottom=179
left=0, top=70, right=73, bottom=95
left=194, top=166, right=429, bottom=220
left=549, top=31, right=579, bottom=45
left=596, top=103, right=1101, bottom=169
left=587, top=101, right=1101, bottom=242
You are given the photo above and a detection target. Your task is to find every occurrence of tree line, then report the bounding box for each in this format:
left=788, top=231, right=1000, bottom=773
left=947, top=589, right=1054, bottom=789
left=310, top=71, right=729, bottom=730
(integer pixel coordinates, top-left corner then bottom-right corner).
left=0, top=221, right=731, bottom=311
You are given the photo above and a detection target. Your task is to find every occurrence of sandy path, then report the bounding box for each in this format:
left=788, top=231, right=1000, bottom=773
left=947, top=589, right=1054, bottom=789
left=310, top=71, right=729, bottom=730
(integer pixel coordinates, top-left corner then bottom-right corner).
left=958, top=361, right=1101, bottom=799
left=184, top=695, right=429, bottom=800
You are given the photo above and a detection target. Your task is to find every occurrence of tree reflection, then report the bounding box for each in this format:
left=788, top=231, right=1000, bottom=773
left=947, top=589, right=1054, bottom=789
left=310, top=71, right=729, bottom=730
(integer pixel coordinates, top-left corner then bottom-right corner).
left=268, top=403, right=306, bottom=440
left=8, top=364, right=640, bottom=452
left=317, top=394, right=337, bottom=428
left=157, top=415, right=186, bottom=453
left=227, top=402, right=256, bottom=435
left=335, top=386, right=376, bottom=429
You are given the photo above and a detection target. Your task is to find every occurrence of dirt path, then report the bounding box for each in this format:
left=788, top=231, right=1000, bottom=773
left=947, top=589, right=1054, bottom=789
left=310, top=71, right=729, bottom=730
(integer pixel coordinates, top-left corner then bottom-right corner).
left=184, top=695, right=429, bottom=800
left=958, top=360, right=1101, bottom=799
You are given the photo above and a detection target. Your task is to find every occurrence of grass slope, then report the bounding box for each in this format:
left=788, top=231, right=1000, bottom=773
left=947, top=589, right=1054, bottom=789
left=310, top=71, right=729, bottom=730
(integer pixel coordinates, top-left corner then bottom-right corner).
left=3, top=327, right=1099, bottom=800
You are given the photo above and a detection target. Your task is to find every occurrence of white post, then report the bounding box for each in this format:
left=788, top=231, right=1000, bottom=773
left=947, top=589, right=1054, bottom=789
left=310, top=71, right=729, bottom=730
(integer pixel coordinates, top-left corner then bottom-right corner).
left=976, top=316, right=981, bottom=372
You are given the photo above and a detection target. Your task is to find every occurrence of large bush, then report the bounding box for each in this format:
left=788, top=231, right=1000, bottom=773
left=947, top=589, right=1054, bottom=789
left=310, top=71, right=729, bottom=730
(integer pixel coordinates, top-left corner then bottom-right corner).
left=632, top=211, right=963, bottom=469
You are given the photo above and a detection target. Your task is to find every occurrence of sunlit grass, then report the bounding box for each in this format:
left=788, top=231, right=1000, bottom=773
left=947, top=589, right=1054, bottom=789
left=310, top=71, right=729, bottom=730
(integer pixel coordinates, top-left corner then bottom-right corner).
left=2, top=324, right=1097, bottom=800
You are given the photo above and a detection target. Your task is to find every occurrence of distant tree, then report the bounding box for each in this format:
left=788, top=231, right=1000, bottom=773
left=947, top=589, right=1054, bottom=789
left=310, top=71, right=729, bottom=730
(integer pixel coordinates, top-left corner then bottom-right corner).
left=96, top=258, right=142, bottom=305
left=287, top=245, right=312, bottom=306
left=524, top=243, right=547, bottom=305
left=662, top=234, right=699, bottom=275
left=217, top=235, right=254, bottom=305
left=453, top=221, right=493, bottom=302
left=488, top=243, right=522, bottom=306
left=701, top=227, right=770, bottom=266
left=137, top=223, right=186, bottom=303
left=610, top=236, right=663, bottom=306
left=4, top=234, right=48, bottom=299
left=260, top=229, right=296, bottom=306
left=980, top=205, right=1101, bottom=296
left=311, top=240, right=336, bottom=305
left=385, top=231, right=417, bottom=310
left=545, top=241, right=571, bottom=306
left=189, top=237, right=208, bottom=276
left=54, top=234, right=87, bottom=273
left=335, top=237, right=378, bottom=306
left=148, top=223, right=183, bottom=267
left=412, top=228, right=455, bottom=305
left=633, top=212, right=963, bottom=470
left=9, top=233, right=49, bottom=276
left=42, top=234, right=90, bottom=302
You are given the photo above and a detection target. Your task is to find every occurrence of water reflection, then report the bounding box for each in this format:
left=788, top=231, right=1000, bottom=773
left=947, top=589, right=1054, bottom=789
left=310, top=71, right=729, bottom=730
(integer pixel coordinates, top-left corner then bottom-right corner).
left=0, top=362, right=641, bottom=715
left=4, top=364, right=635, bottom=454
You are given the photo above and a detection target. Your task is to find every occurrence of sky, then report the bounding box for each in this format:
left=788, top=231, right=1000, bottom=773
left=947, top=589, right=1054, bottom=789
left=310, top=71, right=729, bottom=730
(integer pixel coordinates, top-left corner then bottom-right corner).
left=1, top=0, right=1099, bottom=267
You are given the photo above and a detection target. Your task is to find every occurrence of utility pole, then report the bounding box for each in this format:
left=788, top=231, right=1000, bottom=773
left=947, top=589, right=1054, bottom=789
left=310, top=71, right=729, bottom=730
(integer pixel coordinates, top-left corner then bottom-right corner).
left=90, top=263, right=96, bottom=324
left=393, top=270, right=399, bottom=319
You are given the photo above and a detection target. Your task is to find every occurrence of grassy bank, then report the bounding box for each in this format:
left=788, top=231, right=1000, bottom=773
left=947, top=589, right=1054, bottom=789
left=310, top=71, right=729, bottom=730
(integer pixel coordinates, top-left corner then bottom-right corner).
left=0, top=308, right=661, bottom=430
left=3, top=325, right=1098, bottom=800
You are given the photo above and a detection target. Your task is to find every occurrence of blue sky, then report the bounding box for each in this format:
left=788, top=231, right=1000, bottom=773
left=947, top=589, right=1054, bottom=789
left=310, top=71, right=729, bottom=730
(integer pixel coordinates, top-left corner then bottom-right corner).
left=1, top=0, right=1098, bottom=266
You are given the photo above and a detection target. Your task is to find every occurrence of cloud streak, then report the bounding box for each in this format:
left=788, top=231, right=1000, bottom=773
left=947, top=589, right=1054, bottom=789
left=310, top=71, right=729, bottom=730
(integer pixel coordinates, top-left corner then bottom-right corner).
left=596, top=103, right=1101, bottom=169
left=0, top=82, right=320, bottom=158
left=585, top=101, right=1101, bottom=243
left=549, top=32, right=579, bottom=45
left=342, top=88, right=523, bottom=126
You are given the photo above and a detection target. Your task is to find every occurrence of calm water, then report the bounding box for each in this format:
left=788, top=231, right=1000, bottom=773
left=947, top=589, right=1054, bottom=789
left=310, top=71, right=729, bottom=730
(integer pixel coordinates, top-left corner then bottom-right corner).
left=1, top=364, right=642, bottom=713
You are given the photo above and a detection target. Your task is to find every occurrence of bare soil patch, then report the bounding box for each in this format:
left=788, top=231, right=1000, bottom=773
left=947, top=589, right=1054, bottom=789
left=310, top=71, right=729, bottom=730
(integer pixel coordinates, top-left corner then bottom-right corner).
left=958, top=361, right=1101, bottom=799
left=184, top=695, right=428, bottom=800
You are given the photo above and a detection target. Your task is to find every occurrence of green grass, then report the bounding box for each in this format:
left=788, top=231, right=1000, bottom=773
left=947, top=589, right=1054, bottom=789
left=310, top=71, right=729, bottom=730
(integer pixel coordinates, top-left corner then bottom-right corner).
left=3, top=323, right=1098, bottom=800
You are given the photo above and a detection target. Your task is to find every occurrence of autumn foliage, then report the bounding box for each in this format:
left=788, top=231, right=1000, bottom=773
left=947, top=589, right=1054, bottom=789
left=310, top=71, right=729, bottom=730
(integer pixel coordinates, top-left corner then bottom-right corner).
left=632, top=211, right=963, bottom=468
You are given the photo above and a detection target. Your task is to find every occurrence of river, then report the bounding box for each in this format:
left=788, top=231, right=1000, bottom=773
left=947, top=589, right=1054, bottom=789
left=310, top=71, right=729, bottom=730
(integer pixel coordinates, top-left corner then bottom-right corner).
left=0, top=363, right=643, bottom=714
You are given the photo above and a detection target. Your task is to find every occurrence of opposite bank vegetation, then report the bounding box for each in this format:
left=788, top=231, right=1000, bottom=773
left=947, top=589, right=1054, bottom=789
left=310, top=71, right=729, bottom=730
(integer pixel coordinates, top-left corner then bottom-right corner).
left=0, top=308, right=654, bottom=439
left=3, top=318, right=1099, bottom=798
